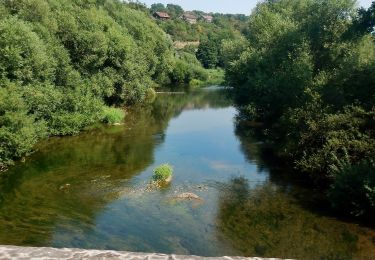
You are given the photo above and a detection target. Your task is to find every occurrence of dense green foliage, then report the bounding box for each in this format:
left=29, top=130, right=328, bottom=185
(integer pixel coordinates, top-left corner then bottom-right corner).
left=226, top=0, right=375, bottom=217
left=0, top=84, right=46, bottom=170
left=0, top=0, right=219, bottom=170
left=101, top=107, right=125, bottom=125
left=151, top=3, right=184, bottom=19
left=328, top=160, right=375, bottom=217
left=147, top=3, right=247, bottom=69
left=152, top=163, right=173, bottom=182
left=196, top=39, right=219, bottom=69
left=169, top=51, right=208, bottom=85
left=154, top=8, right=246, bottom=42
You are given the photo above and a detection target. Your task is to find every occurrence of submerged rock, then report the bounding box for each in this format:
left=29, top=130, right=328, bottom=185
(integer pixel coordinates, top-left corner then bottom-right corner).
left=175, top=192, right=201, bottom=200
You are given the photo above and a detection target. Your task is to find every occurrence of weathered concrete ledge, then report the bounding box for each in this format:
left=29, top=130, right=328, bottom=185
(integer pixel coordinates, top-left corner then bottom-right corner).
left=0, top=245, right=284, bottom=259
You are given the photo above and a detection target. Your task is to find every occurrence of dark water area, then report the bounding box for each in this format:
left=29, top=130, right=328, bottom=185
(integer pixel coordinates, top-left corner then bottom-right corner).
left=0, top=87, right=374, bottom=259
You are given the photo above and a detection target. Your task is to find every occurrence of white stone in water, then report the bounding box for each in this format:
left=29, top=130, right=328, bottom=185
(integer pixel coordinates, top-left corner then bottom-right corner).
left=176, top=192, right=201, bottom=200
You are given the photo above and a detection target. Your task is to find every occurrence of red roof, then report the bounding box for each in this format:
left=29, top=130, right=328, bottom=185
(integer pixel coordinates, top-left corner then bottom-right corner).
left=154, top=12, right=170, bottom=18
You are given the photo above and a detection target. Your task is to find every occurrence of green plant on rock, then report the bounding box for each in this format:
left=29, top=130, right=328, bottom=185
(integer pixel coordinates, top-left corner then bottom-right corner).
left=152, top=163, right=173, bottom=182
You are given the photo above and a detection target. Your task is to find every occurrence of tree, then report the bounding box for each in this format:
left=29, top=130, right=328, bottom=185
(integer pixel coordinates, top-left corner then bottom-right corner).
left=196, top=39, right=219, bottom=68
left=225, top=0, right=375, bottom=217
left=351, top=2, right=375, bottom=36
left=150, top=3, right=166, bottom=13
left=0, top=0, right=181, bottom=168
left=0, top=83, right=46, bottom=169
left=0, top=17, right=54, bottom=85
left=166, top=4, right=184, bottom=18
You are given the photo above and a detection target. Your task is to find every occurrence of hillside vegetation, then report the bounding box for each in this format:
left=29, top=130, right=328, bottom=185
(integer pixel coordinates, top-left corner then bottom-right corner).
left=0, top=0, right=172, bottom=170
left=0, top=0, right=247, bottom=170
left=225, top=0, right=375, bottom=218
left=148, top=3, right=248, bottom=69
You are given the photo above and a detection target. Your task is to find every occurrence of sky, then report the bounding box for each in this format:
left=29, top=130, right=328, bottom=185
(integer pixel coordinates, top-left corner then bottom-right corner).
left=139, top=0, right=373, bottom=14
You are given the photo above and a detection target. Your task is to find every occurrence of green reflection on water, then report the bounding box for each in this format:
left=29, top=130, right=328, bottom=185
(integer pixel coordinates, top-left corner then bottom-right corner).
left=216, top=178, right=374, bottom=259
left=0, top=88, right=374, bottom=258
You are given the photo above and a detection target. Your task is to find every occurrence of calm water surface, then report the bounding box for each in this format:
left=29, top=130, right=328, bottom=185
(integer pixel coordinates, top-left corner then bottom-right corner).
left=0, top=88, right=374, bottom=259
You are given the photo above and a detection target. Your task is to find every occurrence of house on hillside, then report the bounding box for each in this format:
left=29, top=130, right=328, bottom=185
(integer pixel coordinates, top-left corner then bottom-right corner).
left=153, top=12, right=170, bottom=21
left=182, top=13, right=197, bottom=24
left=202, top=15, right=213, bottom=23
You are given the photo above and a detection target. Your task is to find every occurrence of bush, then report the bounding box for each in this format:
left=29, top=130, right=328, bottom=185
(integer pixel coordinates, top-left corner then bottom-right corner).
left=0, top=17, right=55, bottom=84
left=152, top=163, right=173, bottom=182
left=101, top=107, right=125, bottom=125
left=189, top=79, right=204, bottom=88
left=169, top=59, right=191, bottom=84
left=205, top=68, right=225, bottom=86
left=224, top=0, right=375, bottom=218
left=279, top=105, right=375, bottom=180
left=168, top=51, right=210, bottom=86
left=0, top=0, right=179, bottom=168
left=328, top=160, right=375, bottom=217
left=0, top=84, right=46, bottom=169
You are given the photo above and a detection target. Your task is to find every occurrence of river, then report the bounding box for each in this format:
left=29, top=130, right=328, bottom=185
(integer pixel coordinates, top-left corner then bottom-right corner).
left=0, top=87, right=374, bottom=259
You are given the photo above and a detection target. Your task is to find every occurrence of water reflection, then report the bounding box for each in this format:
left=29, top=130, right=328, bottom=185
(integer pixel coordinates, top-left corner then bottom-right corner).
left=216, top=177, right=375, bottom=259
left=0, top=88, right=234, bottom=249
left=0, top=88, right=374, bottom=258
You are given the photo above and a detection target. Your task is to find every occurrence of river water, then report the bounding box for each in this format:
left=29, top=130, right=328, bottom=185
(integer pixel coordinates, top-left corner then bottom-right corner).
left=0, top=87, right=374, bottom=259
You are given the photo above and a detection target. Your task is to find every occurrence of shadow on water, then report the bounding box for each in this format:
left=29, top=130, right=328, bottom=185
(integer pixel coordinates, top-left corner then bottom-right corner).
left=215, top=178, right=362, bottom=259
left=0, top=87, right=374, bottom=258
left=212, top=122, right=375, bottom=259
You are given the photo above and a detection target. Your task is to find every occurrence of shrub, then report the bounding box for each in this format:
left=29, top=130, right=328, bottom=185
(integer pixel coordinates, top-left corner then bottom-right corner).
left=0, top=17, right=55, bottom=84
left=205, top=68, right=225, bottom=86
left=169, top=52, right=209, bottom=86
left=169, top=59, right=191, bottom=84
left=328, top=160, right=375, bottom=218
left=0, top=84, right=46, bottom=169
left=101, top=107, right=125, bottom=125
left=152, top=163, right=173, bottom=182
left=0, top=0, right=189, bottom=169
left=282, top=105, right=375, bottom=180
left=189, top=79, right=204, bottom=88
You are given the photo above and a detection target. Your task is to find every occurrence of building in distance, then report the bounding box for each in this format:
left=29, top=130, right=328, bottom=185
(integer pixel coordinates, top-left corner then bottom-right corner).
left=153, top=12, right=170, bottom=21
left=202, top=15, right=213, bottom=23
left=182, top=13, right=197, bottom=24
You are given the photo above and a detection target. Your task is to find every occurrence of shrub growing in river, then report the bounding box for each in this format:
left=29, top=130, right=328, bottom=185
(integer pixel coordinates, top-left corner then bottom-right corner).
left=152, top=164, right=173, bottom=182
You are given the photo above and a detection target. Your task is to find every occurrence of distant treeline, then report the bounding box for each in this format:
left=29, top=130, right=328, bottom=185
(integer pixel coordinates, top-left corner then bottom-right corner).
left=225, top=0, right=375, bottom=218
